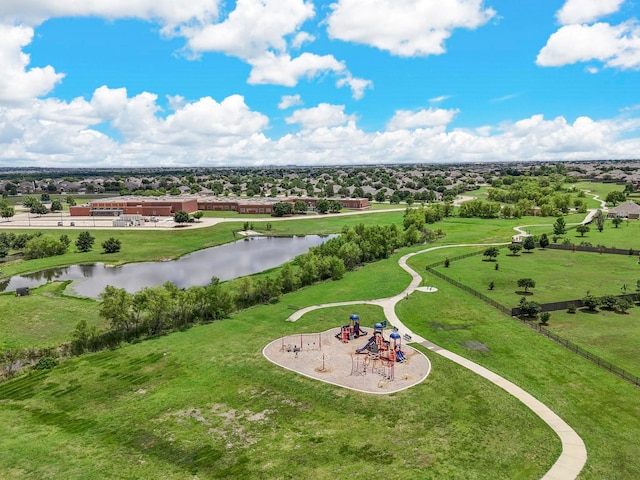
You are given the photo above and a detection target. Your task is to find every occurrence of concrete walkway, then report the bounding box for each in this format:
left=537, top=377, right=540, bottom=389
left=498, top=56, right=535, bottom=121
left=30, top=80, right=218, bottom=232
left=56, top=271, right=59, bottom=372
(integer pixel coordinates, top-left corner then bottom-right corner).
left=287, top=242, right=587, bottom=480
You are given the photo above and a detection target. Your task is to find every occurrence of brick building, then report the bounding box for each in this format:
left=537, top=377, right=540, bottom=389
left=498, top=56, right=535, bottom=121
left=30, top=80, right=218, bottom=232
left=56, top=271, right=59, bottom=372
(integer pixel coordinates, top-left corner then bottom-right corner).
left=70, top=195, right=369, bottom=217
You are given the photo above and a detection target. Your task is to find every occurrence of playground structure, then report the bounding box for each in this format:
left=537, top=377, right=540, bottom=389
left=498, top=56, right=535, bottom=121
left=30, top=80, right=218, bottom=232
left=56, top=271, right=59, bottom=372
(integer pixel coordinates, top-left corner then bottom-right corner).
left=355, top=323, right=406, bottom=363
left=335, top=314, right=368, bottom=343
left=280, top=333, right=322, bottom=354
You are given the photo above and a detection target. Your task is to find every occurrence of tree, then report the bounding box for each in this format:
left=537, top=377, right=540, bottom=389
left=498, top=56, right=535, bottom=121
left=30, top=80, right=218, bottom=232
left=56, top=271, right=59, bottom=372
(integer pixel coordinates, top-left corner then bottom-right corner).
left=519, top=299, right=541, bottom=318
left=594, top=209, right=605, bottom=232
left=522, top=235, right=536, bottom=252
left=576, top=224, right=590, bottom=237
left=30, top=202, right=49, bottom=215
left=517, top=278, right=536, bottom=293
left=375, top=190, right=386, bottom=203
left=605, top=190, right=626, bottom=206
left=538, top=233, right=549, bottom=249
left=553, top=217, right=566, bottom=235
left=191, top=211, right=204, bottom=222
left=488, top=281, right=495, bottom=290
left=50, top=199, right=63, bottom=212
left=507, top=243, right=523, bottom=256
left=75, top=231, right=95, bottom=252
left=102, top=237, right=121, bottom=253
left=316, top=198, right=330, bottom=214
left=581, top=294, right=599, bottom=312
left=612, top=217, right=623, bottom=228
left=329, top=200, right=342, bottom=213
left=24, top=236, right=68, bottom=259
left=0, top=203, right=14, bottom=221
left=293, top=200, right=308, bottom=214
left=66, top=196, right=77, bottom=206
left=444, top=258, right=450, bottom=268
left=173, top=210, right=190, bottom=224
left=539, top=312, right=551, bottom=326
left=22, top=196, right=39, bottom=209
left=272, top=202, right=293, bottom=217
left=483, top=246, right=500, bottom=261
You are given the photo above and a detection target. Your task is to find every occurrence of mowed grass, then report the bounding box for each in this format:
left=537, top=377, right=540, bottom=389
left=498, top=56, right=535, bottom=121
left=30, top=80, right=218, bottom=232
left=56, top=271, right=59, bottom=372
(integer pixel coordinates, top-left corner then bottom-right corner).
left=0, top=282, right=105, bottom=352
left=433, top=248, right=640, bottom=306
left=0, top=298, right=559, bottom=479
left=398, top=271, right=640, bottom=480
left=545, top=308, right=640, bottom=375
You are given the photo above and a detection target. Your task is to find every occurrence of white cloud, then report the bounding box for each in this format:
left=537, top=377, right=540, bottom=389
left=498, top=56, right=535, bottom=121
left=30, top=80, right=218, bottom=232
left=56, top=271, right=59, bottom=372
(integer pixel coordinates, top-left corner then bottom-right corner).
left=327, top=0, right=495, bottom=57
left=2, top=105, right=640, bottom=166
left=292, top=31, right=314, bottom=48
left=536, top=21, right=640, bottom=69
left=247, top=52, right=345, bottom=86
left=491, top=93, right=519, bottom=103
left=285, top=103, right=355, bottom=130
left=429, top=95, right=452, bottom=104
left=278, top=94, right=303, bottom=109
left=0, top=0, right=220, bottom=28
left=336, top=76, right=373, bottom=100
left=0, top=24, right=64, bottom=105
left=184, top=0, right=314, bottom=58
left=387, top=108, right=459, bottom=131
left=556, top=0, right=625, bottom=25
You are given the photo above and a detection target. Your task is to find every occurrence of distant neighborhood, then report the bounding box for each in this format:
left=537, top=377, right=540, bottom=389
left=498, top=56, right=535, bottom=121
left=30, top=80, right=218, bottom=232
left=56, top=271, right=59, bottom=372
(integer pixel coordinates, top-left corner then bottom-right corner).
left=1, top=160, right=639, bottom=204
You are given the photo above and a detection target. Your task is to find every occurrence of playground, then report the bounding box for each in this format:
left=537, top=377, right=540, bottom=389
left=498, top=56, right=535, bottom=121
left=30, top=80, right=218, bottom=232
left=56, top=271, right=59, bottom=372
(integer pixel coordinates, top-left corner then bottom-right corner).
left=262, top=316, right=431, bottom=394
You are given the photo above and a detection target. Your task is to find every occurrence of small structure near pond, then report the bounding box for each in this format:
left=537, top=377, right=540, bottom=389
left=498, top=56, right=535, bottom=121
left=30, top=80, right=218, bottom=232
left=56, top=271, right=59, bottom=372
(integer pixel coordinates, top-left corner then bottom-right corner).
left=15, top=287, right=30, bottom=297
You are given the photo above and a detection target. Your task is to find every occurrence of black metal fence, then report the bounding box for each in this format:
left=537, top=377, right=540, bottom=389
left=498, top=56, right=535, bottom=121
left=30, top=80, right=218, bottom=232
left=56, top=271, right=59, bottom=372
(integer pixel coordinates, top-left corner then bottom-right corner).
left=546, top=243, right=638, bottom=256
left=425, top=265, right=640, bottom=388
left=425, top=266, right=512, bottom=315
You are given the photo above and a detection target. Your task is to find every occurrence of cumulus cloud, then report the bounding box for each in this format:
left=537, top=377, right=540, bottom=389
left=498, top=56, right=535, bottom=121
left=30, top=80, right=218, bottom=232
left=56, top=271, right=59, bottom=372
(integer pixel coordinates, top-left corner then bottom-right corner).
left=387, top=108, right=459, bottom=131
left=0, top=0, right=220, bottom=28
left=0, top=87, right=271, bottom=167
left=6, top=85, right=638, bottom=168
left=326, top=0, right=495, bottom=57
left=0, top=24, right=64, bottom=105
left=285, top=103, right=355, bottom=130
left=536, top=21, right=640, bottom=69
left=278, top=94, right=303, bottom=109
left=184, top=0, right=314, bottom=59
left=556, top=0, right=625, bottom=25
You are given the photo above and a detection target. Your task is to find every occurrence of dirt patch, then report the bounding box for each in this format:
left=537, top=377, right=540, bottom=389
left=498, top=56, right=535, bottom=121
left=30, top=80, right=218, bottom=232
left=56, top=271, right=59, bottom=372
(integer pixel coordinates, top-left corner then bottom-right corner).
left=460, top=341, right=489, bottom=352
left=263, top=328, right=431, bottom=395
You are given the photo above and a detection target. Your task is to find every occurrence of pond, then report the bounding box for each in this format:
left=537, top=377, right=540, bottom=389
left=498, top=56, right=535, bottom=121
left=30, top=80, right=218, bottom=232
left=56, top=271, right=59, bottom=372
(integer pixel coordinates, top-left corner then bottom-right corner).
left=0, top=235, right=333, bottom=298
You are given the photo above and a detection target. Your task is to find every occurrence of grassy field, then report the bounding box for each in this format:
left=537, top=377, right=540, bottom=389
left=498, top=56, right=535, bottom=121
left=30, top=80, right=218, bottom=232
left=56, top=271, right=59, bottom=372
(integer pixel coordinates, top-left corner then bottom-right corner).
left=433, top=247, right=640, bottom=306
left=3, top=209, right=640, bottom=478
left=399, top=270, right=640, bottom=480
left=0, top=282, right=105, bottom=352
left=0, top=293, right=560, bottom=479
left=545, top=308, right=640, bottom=375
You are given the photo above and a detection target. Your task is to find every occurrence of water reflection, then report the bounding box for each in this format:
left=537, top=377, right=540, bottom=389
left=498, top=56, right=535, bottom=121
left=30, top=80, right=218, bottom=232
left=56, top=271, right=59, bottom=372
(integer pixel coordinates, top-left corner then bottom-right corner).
left=1, top=235, right=332, bottom=298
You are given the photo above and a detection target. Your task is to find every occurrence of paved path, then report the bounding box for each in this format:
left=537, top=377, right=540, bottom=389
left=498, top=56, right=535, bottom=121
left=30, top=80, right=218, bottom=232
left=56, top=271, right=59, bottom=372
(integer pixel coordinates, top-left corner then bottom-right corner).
left=288, top=242, right=587, bottom=480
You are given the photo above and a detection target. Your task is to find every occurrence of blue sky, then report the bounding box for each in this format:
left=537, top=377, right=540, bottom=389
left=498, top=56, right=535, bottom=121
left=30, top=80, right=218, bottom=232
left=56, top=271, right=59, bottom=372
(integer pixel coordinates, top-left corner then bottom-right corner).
left=0, top=0, right=639, bottom=167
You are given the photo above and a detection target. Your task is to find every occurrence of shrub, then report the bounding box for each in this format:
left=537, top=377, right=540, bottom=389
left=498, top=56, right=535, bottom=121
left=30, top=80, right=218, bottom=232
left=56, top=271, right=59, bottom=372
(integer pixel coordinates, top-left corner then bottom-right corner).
left=33, top=357, right=58, bottom=370
left=102, top=237, right=122, bottom=254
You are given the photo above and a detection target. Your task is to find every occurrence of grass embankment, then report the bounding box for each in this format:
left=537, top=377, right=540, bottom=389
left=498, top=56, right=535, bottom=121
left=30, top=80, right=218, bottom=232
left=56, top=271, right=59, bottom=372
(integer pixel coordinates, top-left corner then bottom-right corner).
left=433, top=248, right=640, bottom=305
left=0, top=301, right=559, bottom=479
left=398, top=270, right=640, bottom=480
left=0, top=282, right=105, bottom=352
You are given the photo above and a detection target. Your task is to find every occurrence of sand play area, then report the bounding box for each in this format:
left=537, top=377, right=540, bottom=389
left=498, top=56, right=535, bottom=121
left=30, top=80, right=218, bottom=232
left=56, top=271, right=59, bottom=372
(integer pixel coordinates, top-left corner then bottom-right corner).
left=263, top=327, right=431, bottom=394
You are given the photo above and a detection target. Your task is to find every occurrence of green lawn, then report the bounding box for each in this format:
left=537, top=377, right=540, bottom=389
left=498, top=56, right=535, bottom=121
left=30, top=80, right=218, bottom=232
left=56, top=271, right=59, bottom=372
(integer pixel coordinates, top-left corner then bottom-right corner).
left=0, top=298, right=559, bottom=479
left=399, top=271, right=640, bottom=480
left=433, top=248, right=640, bottom=306
left=3, top=211, right=640, bottom=478
left=0, top=282, right=105, bottom=352
left=545, top=308, right=640, bottom=375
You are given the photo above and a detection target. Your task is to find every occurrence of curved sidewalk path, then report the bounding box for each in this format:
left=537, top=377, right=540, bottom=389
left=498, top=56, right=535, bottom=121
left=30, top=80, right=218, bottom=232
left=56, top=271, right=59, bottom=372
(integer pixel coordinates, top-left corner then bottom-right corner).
left=288, top=243, right=587, bottom=480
